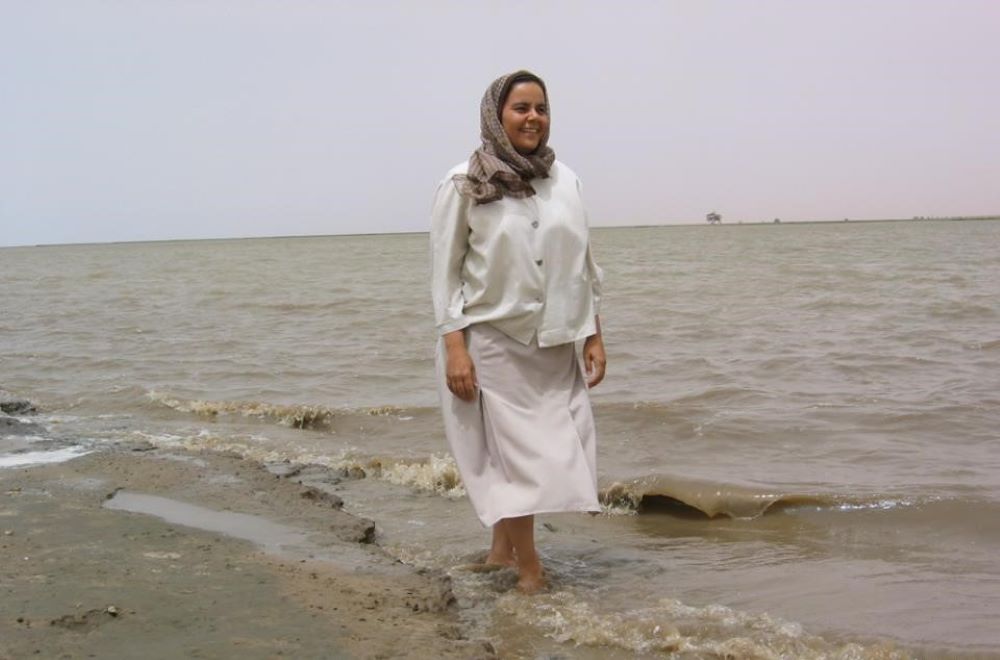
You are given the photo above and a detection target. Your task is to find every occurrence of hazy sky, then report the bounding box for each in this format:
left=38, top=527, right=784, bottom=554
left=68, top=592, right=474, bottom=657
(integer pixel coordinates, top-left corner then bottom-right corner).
left=2, top=1, right=999, bottom=247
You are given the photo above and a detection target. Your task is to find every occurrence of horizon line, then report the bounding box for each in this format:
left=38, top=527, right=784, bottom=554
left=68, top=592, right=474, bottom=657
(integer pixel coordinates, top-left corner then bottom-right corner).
left=3, top=215, right=998, bottom=250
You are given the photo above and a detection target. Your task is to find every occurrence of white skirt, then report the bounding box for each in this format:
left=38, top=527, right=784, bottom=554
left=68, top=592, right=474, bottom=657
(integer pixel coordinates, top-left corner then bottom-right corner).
left=436, top=323, right=600, bottom=527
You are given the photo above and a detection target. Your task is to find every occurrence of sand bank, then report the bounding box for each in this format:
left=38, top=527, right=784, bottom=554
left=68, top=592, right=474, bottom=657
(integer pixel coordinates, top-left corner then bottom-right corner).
left=0, top=446, right=494, bottom=659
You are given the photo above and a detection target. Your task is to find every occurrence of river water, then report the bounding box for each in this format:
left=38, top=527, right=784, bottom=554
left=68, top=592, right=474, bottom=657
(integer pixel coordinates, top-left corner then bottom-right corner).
left=2, top=220, right=999, bottom=657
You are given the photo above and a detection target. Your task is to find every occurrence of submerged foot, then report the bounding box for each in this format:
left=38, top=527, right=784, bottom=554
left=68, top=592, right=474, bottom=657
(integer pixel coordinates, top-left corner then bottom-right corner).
left=515, top=560, right=546, bottom=595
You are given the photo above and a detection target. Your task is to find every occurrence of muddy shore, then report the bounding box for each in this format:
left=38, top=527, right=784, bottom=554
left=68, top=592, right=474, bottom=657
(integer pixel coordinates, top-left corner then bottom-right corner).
left=0, top=446, right=496, bottom=659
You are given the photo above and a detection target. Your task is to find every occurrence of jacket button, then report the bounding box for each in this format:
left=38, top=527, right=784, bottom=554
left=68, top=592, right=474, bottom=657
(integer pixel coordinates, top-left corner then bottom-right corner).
left=535, top=259, right=543, bottom=266
left=531, top=220, right=539, bottom=228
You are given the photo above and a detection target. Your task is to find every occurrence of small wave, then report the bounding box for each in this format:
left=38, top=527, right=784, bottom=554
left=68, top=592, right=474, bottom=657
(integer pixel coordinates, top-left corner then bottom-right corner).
left=665, top=386, right=764, bottom=407
left=146, top=391, right=408, bottom=429
left=617, top=388, right=762, bottom=415
left=130, top=430, right=466, bottom=499
left=926, top=301, right=997, bottom=320
left=800, top=296, right=885, bottom=312
left=127, top=427, right=905, bottom=521
left=377, top=454, right=465, bottom=497
left=236, top=300, right=348, bottom=313
left=496, top=591, right=910, bottom=658
left=120, top=426, right=930, bottom=523
left=599, top=474, right=907, bottom=519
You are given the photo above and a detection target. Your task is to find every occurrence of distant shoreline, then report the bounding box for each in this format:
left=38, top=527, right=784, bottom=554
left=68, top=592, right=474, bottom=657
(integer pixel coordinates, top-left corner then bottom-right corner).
left=5, top=215, right=998, bottom=249
left=610, top=215, right=1000, bottom=230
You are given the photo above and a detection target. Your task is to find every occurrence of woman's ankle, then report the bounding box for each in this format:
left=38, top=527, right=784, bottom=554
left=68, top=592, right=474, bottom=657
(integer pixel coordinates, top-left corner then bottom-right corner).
left=517, top=553, right=542, bottom=574
left=485, top=550, right=516, bottom=566
left=516, top=558, right=546, bottom=593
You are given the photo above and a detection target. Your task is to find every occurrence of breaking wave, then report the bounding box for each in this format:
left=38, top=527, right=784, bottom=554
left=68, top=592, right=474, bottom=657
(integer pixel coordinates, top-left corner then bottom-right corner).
left=599, top=473, right=908, bottom=519
left=146, top=391, right=407, bottom=429
left=130, top=425, right=924, bottom=522
left=136, top=393, right=944, bottom=522
left=130, top=429, right=466, bottom=499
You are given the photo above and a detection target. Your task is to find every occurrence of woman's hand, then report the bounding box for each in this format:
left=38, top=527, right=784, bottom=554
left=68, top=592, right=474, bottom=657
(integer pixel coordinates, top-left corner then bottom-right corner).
left=583, top=333, right=606, bottom=388
left=444, top=330, right=478, bottom=401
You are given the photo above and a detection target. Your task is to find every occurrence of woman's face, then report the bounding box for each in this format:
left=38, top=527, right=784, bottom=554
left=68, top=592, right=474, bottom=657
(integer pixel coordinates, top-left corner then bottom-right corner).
left=500, top=81, right=549, bottom=155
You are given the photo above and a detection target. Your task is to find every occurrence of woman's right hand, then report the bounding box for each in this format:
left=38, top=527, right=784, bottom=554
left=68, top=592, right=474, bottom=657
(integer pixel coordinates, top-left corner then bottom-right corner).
left=444, top=331, right=478, bottom=401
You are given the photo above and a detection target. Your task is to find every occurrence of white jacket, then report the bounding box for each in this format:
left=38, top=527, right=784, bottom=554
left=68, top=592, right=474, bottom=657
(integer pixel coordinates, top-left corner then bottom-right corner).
left=430, top=160, right=603, bottom=347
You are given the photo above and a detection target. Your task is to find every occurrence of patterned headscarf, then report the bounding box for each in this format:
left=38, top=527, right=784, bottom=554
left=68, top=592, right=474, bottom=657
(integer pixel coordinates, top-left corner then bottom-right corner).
left=454, top=70, right=556, bottom=205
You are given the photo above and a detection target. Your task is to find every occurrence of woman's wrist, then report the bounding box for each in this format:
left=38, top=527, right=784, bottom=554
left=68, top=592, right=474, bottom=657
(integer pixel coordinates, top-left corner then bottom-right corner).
left=443, top=329, right=468, bottom=353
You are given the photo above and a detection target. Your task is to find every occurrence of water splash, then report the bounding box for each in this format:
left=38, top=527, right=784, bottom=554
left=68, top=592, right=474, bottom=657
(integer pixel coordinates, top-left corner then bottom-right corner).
left=496, top=591, right=911, bottom=658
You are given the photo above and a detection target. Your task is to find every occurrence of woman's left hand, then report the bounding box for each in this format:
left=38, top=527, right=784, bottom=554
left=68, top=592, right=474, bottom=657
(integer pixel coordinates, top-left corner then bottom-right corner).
left=583, top=334, right=606, bottom=388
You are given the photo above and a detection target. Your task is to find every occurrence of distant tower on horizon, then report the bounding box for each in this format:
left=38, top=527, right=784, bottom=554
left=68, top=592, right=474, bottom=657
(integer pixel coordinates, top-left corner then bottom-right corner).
left=706, top=212, right=722, bottom=225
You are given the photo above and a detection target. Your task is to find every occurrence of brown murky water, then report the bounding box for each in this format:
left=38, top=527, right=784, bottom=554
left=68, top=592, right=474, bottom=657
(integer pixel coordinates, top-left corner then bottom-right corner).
left=3, top=220, right=999, bottom=657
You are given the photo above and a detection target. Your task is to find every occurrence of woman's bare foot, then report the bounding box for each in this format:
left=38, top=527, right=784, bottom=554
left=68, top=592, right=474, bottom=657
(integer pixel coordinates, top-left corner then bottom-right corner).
left=487, top=521, right=517, bottom=567
left=515, top=558, right=546, bottom=594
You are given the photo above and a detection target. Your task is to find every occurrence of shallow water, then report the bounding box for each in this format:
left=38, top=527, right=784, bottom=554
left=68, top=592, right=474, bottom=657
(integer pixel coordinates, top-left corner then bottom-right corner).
left=3, top=220, right=999, bottom=656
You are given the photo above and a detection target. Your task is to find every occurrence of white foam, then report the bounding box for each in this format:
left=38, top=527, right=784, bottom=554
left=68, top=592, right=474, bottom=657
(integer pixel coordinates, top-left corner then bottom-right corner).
left=129, top=429, right=469, bottom=499
left=0, top=446, right=91, bottom=468
left=0, top=434, right=49, bottom=444
left=379, top=453, right=466, bottom=498
left=833, top=499, right=912, bottom=512
left=495, top=591, right=906, bottom=658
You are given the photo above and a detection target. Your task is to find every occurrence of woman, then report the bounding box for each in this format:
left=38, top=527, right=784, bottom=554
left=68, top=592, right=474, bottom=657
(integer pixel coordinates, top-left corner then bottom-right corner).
left=430, top=70, right=606, bottom=594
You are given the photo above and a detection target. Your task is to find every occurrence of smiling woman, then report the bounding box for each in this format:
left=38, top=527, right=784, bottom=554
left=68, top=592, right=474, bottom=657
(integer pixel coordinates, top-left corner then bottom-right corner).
left=500, top=80, right=550, bottom=155
left=429, top=70, right=606, bottom=594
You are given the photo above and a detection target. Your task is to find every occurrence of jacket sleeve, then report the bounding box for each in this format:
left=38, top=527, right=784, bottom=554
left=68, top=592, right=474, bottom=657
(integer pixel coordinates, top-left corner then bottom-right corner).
left=575, top=175, right=604, bottom=315
left=586, top=241, right=604, bottom=315
left=429, top=176, right=472, bottom=335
